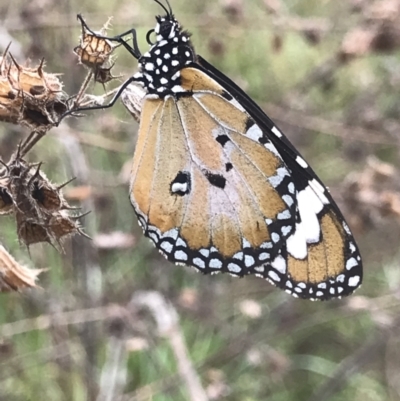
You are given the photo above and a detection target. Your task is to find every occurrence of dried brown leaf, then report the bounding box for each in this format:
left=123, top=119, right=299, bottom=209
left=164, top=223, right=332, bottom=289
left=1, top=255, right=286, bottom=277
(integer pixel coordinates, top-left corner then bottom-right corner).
left=0, top=245, right=44, bottom=291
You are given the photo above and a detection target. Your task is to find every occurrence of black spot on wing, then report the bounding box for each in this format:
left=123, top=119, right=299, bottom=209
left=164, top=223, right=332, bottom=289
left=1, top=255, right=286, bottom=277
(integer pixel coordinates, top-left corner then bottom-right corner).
left=245, top=117, right=255, bottom=132
left=216, top=134, right=230, bottom=147
left=204, top=171, right=226, bottom=189
left=225, top=162, right=233, bottom=172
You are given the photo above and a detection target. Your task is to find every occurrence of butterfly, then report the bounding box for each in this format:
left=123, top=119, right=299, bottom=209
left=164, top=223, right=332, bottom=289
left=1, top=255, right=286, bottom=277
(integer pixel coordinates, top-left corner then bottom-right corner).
left=67, top=0, right=363, bottom=300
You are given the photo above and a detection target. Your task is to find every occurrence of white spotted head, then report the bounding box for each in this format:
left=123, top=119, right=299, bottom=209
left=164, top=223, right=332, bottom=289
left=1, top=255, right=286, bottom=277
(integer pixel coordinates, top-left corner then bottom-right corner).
left=135, top=1, right=195, bottom=97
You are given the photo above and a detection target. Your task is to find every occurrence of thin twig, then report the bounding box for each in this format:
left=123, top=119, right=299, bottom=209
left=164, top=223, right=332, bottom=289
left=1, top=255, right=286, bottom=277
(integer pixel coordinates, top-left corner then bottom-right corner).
left=130, top=291, right=209, bottom=401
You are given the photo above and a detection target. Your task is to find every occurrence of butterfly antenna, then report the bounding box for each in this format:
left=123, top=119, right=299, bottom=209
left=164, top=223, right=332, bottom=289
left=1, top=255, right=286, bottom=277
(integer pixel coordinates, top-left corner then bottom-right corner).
left=165, top=0, right=173, bottom=15
left=153, top=0, right=171, bottom=17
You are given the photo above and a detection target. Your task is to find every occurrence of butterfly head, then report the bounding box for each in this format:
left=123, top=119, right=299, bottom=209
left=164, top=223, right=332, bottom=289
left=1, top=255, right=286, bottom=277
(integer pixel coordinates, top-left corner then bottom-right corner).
left=134, top=6, right=195, bottom=97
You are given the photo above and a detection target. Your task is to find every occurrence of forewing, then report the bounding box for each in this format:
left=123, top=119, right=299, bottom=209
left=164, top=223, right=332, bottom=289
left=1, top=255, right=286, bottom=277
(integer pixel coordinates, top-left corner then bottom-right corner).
left=130, top=75, right=297, bottom=276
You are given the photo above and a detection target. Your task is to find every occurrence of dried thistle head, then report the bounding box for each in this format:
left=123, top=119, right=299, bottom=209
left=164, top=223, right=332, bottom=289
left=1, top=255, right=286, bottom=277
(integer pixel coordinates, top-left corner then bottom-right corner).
left=0, top=154, right=87, bottom=250
left=74, top=15, right=120, bottom=84
left=28, top=165, right=72, bottom=212
left=0, top=46, right=68, bottom=130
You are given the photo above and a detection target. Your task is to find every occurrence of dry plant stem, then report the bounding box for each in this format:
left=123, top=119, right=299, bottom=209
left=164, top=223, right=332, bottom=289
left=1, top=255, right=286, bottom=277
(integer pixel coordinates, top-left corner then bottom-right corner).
left=19, top=130, right=47, bottom=157
left=131, top=291, right=209, bottom=401
left=56, top=128, right=102, bottom=401
left=96, top=335, right=128, bottom=401
left=73, top=70, right=94, bottom=108
left=0, top=305, right=119, bottom=338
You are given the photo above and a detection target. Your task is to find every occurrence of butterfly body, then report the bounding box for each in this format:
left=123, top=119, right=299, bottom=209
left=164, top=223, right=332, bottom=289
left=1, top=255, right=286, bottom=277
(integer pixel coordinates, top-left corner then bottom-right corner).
left=82, top=2, right=363, bottom=300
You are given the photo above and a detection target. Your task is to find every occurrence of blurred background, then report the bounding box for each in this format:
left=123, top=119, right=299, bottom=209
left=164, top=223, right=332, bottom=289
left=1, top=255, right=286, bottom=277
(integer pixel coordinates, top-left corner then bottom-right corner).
left=1, top=0, right=400, bottom=400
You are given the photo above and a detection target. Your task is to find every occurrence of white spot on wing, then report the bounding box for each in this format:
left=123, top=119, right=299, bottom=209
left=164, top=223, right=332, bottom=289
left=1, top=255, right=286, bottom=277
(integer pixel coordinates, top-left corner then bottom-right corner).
left=287, top=185, right=325, bottom=258
left=296, top=156, right=308, bottom=168
left=172, top=85, right=185, bottom=93
left=176, top=237, right=186, bottom=247
left=210, top=259, right=222, bottom=269
left=286, top=222, right=307, bottom=259
left=277, top=210, right=291, bottom=220
left=272, top=233, right=280, bottom=243
left=246, top=124, right=263, bottom=142
left=160, top=241, right=173, bottom=253
left=348, top=276, right=360, bottom=287
left=346, top=257, right=358, bottom=270
left=193, top=258, right=205, bottom=268
left=171, top=182, right=188, bottom=193
left=343, top=222, right=351, bottom=235
left=245, top=255, right=255, bottom=267
left=162, top=228, right=179, bottom=240
left=282, top=195, right=294, bottom=207
left=263, top=141, right=281, bottom=158
left=174, top=250, right=188, bottom=261
left=271, top=126, right=283, bottom=137
left=271, top=255, right=286, bottom=274
left=200, top=249, right=210, bottom=257
left=228, top=263, right=241, bottom=273
left=269, top=167, right=290, bottom=188
left=268, top=271, right=280, bottom=282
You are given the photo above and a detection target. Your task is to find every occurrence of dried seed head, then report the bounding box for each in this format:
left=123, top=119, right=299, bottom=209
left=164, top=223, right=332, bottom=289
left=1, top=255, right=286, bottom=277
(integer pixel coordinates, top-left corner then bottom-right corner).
left=0, top=154, right=87, bottom=250
left=0, top=48, right=68, bottom=130
left=74, top=16, right=116, bottom=68
left=74, top=16, right=120, bottom=85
